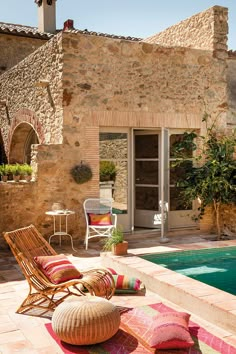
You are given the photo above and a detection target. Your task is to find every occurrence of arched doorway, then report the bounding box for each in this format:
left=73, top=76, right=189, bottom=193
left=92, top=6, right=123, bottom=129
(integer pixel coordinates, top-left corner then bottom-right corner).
left=9, top=123, right=39, bottom=164
left=0, top=131, right=7, bottom=164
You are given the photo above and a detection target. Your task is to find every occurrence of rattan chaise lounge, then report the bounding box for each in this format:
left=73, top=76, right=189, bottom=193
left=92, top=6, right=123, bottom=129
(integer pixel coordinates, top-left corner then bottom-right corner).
left=4, top=224, right=115, bottom=316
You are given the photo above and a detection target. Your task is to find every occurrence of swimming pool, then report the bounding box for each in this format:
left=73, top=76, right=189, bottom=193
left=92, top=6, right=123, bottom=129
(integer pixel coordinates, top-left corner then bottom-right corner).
left=141, top=246, right=236, bottom=296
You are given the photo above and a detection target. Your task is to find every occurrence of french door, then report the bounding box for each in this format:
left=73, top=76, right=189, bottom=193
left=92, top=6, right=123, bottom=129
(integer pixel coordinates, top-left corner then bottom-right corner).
left=134, top=130, right=196, bottom=229
left=99, top=128, right=197, bottom=232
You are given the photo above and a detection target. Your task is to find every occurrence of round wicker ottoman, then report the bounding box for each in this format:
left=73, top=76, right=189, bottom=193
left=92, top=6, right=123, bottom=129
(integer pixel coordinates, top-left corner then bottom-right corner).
left=52, top=296, right=120, bottom=345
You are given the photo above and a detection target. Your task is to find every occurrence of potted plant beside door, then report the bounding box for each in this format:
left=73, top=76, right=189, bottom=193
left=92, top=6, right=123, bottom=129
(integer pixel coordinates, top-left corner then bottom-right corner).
left=102, top=227, right=128, bottom=255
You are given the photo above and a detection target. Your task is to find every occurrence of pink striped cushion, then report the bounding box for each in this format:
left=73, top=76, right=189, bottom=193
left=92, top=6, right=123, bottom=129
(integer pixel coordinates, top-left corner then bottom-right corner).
left=113, top=274, right=141, bottom=293
left=106, top=269, right=142, bottom=293
left=34, top=254, right=81, bottom=284
left=148, top=312, right=194, bottom=349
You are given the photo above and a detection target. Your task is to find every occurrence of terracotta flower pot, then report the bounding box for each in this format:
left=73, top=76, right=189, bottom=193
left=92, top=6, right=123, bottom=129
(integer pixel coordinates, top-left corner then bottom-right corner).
left=13, top=175, right=20, bottom=182
left=112, top=241, right=128, bottom=256
left=1, top=175, right=8, bottom=182
left=24, top=175, right=32, bottom=182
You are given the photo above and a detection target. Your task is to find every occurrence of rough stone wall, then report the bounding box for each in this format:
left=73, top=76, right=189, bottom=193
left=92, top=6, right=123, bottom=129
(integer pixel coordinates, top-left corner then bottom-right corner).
left=60, top=31, right=228, bottom=235
left=0, top=22, right=231, bottom=246
left=0, top=32, right=64, bottom=157
left=0, top=34, right=48, bottom=76
left=144, top=6, right=228, bottom=57
left=201, top=204, right=236, bottom=235
left=62, top=31, right=227, bottom=131
left=0, top=33, right=67, bottom=247
left=226, top=57, right=236, bottom=128
left=0, top=182, right=37, bottom=245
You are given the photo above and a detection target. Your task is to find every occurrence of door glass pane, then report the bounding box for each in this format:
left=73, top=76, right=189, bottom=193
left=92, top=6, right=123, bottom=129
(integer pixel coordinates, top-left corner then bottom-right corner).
left=170, top=160, right=193, bottom=185
left=169, top=133, right=193, bottom=212
left=135, top=186, right=159, bottom=210
left=170, top=134, right=192, bottom=158
left=170, top=188, right=192, bottom=210
left=99, top=132, right=128, bottom=214
left=112, top=188, right=127, bottom=214
left=100, top=133, right=127, bottom=159
left=135, top=161, right=158, bottom=185
left=135, top=135, right=159, bottom=158
left=114, top=161, right=128, bottom=187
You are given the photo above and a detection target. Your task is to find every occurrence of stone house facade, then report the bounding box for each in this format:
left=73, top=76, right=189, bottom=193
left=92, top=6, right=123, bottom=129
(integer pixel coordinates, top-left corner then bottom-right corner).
left=0, top=1, right=235, bottom=247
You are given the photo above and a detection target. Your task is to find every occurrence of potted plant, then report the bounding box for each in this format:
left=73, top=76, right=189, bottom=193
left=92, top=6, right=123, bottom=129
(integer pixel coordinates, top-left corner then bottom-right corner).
left=102, top=227, right=128, bottom=255
left=100, top=161, right=117, bottom=182
left=0, top=164, right=11, bottom=182
left=70, top=162, right=93, bottom=184
left=21, top=163, right=33, bottom=182
left=10, top=163, right=22, bottom=182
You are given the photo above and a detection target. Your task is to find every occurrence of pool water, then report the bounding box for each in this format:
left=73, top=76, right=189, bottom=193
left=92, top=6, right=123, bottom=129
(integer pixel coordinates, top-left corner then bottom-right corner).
left=141, top=246, right=236, bottom=296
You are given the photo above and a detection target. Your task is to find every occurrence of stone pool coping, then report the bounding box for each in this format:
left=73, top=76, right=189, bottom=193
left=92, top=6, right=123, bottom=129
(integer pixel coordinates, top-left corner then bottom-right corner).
left=101, top=240, right=236, bottom=334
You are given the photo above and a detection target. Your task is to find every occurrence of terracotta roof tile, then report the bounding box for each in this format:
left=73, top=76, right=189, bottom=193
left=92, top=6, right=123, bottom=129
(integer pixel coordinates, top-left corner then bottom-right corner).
left=64, top=28, right=142, bottom=42
left=0, top=22, right=53, bottom=39
left=0, top=21, right=142, bottom=42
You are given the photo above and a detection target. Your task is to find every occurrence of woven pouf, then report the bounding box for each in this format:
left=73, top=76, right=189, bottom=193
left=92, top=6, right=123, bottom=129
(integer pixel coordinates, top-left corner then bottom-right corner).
left=52, top=296, right=120, bottom=345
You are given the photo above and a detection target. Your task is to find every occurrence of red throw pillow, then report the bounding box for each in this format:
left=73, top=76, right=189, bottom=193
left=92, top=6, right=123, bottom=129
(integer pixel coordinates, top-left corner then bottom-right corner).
left=34, top=254, right=81, bottom=284
left=88, top=212, right=112, bottom=226
left=148, top=312, right=194, bottom=349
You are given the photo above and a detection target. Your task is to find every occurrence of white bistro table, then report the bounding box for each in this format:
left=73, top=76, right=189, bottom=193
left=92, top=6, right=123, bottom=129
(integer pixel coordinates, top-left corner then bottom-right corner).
left=46, top=210, right=76, bottom=251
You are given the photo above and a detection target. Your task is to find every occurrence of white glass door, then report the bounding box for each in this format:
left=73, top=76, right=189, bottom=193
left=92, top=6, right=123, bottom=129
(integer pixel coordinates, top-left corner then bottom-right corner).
left=99, top=130, right=131, bottom=231
left=169, top=133, right=197, bottom=228
left=134, top=131, right=161, bottom=228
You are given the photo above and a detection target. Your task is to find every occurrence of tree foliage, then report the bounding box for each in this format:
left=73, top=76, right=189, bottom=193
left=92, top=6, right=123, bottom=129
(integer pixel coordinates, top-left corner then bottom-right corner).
left=172, top=115, right=236, bottom=239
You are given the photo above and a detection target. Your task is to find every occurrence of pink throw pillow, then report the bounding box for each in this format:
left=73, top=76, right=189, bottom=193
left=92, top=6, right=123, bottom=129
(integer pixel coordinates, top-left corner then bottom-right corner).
left=88, top=212, right=112, bottom=226
left=34, top=254, right=81, bottom=284
left=148, top=312, right=194, bottom=349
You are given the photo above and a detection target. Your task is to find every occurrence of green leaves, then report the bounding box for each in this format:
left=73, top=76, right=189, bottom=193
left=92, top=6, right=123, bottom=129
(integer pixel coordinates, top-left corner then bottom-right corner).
left=172, top=116, right=236, bottom=238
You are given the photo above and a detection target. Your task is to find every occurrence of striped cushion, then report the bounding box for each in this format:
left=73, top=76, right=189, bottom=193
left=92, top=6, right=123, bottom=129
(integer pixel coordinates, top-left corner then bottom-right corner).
left=113, top=274, right=141, bottom=293
left=34, top=254, right=81, bottom=284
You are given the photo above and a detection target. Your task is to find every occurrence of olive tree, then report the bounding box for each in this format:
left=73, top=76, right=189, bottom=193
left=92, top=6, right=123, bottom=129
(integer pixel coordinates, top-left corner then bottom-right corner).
left=173, top=115, right=236, bottom=239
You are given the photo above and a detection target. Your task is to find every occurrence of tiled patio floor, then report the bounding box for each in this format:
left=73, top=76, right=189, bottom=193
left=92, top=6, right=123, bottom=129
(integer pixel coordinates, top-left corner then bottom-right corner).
left=1, top=229, right=236, bottom=353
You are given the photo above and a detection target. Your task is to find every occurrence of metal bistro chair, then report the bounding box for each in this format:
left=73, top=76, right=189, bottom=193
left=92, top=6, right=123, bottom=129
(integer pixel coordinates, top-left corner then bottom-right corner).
left=83, top=198, right=117, bottom=250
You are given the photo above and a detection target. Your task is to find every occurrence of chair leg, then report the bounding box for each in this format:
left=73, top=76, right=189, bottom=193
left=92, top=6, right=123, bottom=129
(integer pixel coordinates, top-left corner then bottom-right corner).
left=17, top=292, right=58, bottom=315
left=85, top=230, right=89, bottom=250
left=16, top=285, right=83, bottom=316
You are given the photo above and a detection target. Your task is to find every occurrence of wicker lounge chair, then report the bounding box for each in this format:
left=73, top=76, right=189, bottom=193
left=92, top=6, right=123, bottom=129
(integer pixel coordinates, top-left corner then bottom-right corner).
left=4, top=224, right=115, bottom=316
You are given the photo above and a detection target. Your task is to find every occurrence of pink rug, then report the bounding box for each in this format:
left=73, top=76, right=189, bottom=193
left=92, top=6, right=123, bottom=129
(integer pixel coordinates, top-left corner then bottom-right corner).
left=45, top=302, right=236, bottom=353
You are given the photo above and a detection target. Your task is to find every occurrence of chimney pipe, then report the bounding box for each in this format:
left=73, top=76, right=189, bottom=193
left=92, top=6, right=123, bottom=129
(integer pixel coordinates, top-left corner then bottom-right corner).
left=36, top=0, right=57, bottom=34
left=63, top=19, right=74, bottom=31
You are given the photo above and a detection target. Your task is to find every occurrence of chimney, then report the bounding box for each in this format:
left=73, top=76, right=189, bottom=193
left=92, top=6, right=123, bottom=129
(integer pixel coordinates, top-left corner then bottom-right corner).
left=35, top=0, right=57, bottom=34
left=63, top=19, right=74, bottom=31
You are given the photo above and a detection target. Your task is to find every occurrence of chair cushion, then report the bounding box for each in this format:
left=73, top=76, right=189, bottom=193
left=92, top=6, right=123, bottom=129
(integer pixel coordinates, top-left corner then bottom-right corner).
left=34, top=254, right=81, bottom=284
left=147, top=312, right=194, bottom=349
left=88, top=212, right=112, bottom=226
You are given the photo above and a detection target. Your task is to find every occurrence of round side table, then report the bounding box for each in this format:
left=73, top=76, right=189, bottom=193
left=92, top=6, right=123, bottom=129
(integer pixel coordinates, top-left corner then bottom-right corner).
left=46, top=210, right=76, bottom=251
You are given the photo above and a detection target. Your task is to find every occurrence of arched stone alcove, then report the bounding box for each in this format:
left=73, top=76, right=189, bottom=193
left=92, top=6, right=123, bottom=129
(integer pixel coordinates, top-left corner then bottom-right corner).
left=9, top=123, right=39, bottom=164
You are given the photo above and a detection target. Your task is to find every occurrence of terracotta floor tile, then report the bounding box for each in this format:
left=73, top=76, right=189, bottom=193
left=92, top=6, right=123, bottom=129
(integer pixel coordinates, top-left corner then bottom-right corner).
left=1, top=230, right=236, bottom=351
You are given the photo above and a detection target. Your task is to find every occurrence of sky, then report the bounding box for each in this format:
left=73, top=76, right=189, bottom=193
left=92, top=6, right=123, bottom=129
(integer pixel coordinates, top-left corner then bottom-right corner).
left=1, top=0, right=236, bottom=49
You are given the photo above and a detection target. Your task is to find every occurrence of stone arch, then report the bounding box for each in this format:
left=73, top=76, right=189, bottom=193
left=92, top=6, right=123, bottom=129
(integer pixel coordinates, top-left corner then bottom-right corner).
left=7, top=109, right=45, bottom=162
left=9, top=123, right=39, bottom=164
left=0, top=130, right=7, bottom=164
